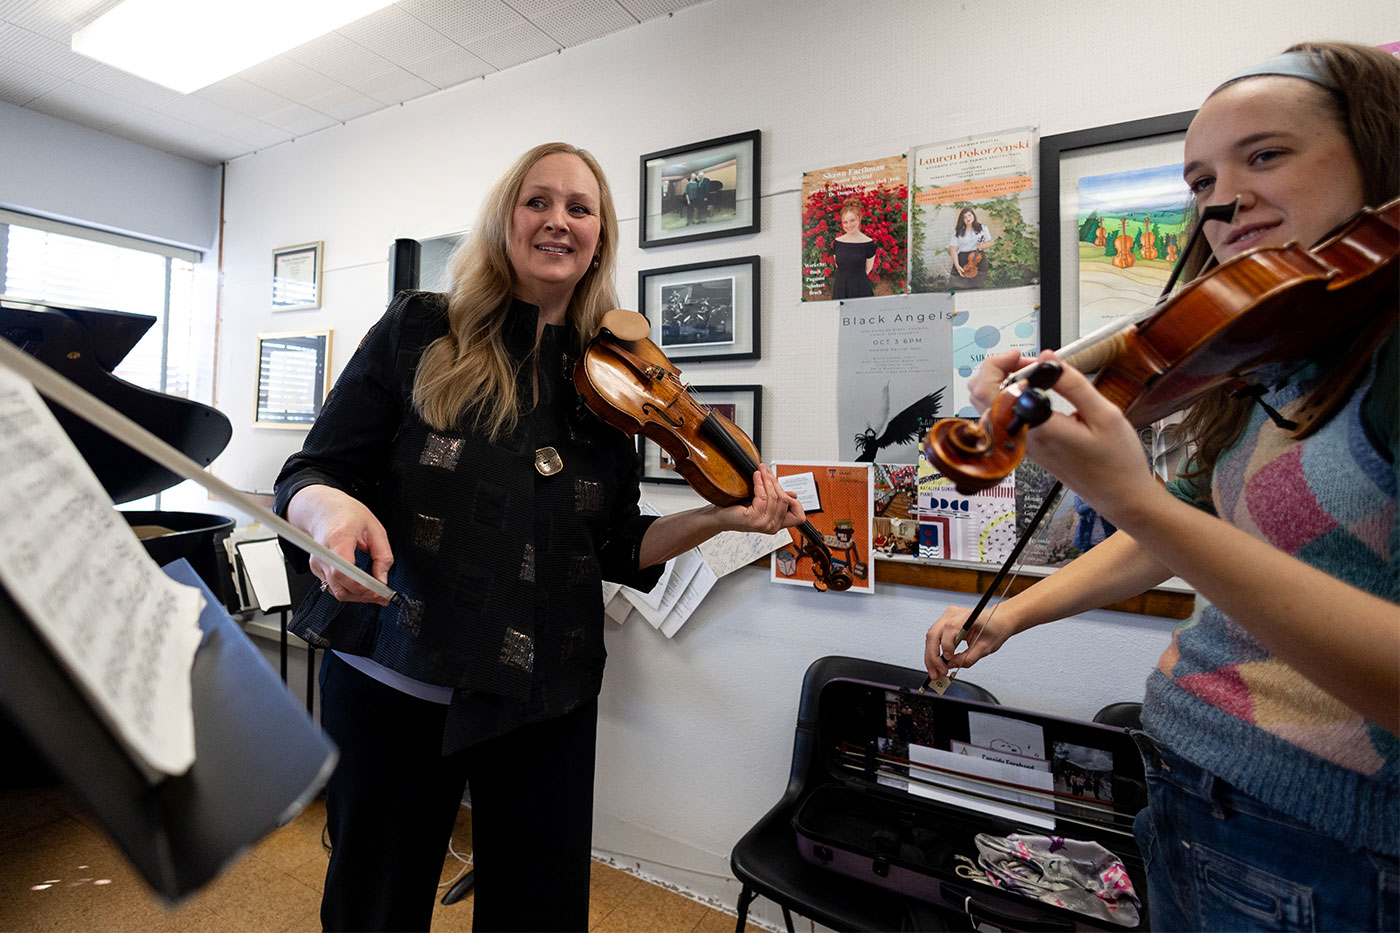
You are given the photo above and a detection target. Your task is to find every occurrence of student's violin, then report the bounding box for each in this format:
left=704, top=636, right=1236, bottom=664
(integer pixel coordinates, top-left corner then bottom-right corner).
left=925, top=197, right=1400, bottom=494
left=575, top=310, right=853, bottom=592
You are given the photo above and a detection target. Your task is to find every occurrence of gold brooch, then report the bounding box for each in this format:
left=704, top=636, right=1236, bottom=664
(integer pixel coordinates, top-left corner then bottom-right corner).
left=535, top=446, right=563, bottom=476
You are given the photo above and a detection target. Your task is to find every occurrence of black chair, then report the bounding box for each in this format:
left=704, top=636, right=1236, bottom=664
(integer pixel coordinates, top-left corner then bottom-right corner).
left=729, top=656, right=998, bottom=932
left=1092, top=701, right=1143, bottom=731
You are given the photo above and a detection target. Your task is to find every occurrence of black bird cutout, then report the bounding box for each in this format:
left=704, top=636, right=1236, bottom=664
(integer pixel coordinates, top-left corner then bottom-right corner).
left=854, top=385, right=946, bottom=462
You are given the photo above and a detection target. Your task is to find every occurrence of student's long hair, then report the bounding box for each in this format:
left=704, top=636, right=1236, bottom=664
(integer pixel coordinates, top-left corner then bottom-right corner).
left=412, top=143, right=620, bottom=438
left=1173, top=41, right=1400, bottom=483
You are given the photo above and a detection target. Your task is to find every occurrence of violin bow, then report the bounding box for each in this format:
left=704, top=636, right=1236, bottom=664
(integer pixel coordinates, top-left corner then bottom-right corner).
left=919, top=479, right=1065, bottom=694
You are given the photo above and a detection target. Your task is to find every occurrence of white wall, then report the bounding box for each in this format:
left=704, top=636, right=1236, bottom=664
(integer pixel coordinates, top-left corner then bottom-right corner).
left=0, top=100, right=220, bottom=252
left=213, top=0, right=1398, bottom=924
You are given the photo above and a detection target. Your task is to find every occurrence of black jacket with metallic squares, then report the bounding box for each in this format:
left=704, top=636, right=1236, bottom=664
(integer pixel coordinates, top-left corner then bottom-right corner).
left=275, top=290, right=661, bottom=745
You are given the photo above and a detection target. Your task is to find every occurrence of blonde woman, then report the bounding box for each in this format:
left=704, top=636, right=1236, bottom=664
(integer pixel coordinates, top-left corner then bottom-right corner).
left=277, top=143, right=802, bottom=932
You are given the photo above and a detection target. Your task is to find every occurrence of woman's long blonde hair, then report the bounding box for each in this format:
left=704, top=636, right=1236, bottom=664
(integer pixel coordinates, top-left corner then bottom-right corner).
left=412, top=142, right=620, bottom=437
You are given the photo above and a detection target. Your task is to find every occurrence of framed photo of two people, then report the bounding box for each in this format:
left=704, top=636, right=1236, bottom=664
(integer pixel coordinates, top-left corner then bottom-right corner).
left=639, top=130, right=761, bottom=248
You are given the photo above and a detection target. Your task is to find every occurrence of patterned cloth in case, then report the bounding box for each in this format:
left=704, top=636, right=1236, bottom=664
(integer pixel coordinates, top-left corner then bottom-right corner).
left=961, top=833, right=1141, bottom=927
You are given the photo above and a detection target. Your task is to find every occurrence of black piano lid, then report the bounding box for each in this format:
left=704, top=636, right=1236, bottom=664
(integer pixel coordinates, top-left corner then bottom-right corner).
left=0, top=297, right=233, bottom=504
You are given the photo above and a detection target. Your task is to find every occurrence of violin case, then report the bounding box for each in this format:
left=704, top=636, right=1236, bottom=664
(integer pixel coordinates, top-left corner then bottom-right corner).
left=791, top=663, right=1149, bottom=931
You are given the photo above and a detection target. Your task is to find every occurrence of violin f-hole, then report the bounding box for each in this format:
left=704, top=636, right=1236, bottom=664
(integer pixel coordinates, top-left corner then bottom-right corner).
left=641, top=402, right=684, bottom=428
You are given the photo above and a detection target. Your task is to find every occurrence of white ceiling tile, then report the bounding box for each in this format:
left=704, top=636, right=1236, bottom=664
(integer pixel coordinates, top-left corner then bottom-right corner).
left=220, top=118, right=295, bottom=149
left=534, top=0, right=636, bottom=47
left=402, top=46, right=492, bottom=88
left=618, top=0, right=706, bottom=20
left=156, top=94, right=255, bottom=133
left=302, top=86, right=383, bottom=122
left=284, top=30, right=394, bottom=86
left=337, top=4, right=458, bottom=62
left=508, top=0, right=576, bottom=19
left=238, top=56, right=344, bottom=103
left=351, top=64, right=436, bottom=105
left=261, top=101, right=338, bottom=135
left=0, top=21, right=99, bottom=80
left=194, top=76, right=295, bottom=122
left=396, top=0, right=526, bottom=46
left=23, top=76, right=145, bottom=128
left=70, top=63, right=179, bottom=108
left=0, top=56, right=62, bottom=104
left=467, top=21, right=558, bottom=70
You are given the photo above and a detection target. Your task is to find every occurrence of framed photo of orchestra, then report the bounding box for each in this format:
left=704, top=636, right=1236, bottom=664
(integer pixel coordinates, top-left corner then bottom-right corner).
left=639, top=129, right=761, bottom=248
left=638, top=255, right=760, bottom=363
left=638, top=384, right=761, bottom=485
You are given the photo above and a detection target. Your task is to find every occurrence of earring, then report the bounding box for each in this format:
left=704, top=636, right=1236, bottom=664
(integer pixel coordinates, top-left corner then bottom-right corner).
left=591, top=255, right=601, bottom=269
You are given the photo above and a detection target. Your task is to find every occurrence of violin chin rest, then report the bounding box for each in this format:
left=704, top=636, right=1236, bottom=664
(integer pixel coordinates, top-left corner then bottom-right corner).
left=601, top=308, right=652, bottom=342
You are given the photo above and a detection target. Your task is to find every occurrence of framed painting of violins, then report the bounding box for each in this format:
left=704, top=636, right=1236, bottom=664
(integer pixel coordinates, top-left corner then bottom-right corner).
left=638, top=384, right=761, bottom=485
left=638, top=255, right=760, bottom=363
left=1039, top=110, right=1196, bottom=351
left=639, top=129, right=761, bottom=248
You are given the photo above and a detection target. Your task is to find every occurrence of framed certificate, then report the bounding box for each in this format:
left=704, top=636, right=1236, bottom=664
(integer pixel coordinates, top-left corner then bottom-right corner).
left=254, top=330, right=331, bottom=428
left=272, top=241, right=323, bottom=311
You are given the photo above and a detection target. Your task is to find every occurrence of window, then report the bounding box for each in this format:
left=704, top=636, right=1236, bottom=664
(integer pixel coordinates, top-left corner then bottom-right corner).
left=0, top=212, right=214, bottom=507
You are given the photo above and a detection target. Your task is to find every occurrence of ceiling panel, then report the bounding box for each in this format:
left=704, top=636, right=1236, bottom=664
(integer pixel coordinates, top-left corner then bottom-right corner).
left=0, top=0, right=712, bottom=165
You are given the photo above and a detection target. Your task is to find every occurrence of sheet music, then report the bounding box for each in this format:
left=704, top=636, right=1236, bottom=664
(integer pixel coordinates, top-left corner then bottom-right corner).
left=0, top=368, right=203, bottom=776
left=234, top=538, right=291, bottom=611
left=622, top=548, right=702, bottom=629
left=696, top=528, right=791, bottom=577
left=660, top=559, right=717, bottom=638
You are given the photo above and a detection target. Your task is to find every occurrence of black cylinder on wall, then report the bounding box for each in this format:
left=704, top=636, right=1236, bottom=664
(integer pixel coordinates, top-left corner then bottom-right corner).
left=388, top=238, right=421, bottom=298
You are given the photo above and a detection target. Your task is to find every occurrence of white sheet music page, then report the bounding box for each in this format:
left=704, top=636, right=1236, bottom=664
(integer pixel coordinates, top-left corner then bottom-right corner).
left=0, top=367, right=204, bottom=777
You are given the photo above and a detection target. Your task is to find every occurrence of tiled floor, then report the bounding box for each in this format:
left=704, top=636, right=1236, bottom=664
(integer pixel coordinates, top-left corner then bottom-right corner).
left=0, top=784, right=754, bottom=932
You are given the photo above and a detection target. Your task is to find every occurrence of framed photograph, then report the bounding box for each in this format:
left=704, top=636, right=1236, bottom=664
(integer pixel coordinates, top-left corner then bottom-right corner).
left=1039, top=111, right=1195, bottom=350
left=638, top=384, right=761, bottom=485
left=639, top=130, right=761, bottom=248
left=272, top=241, right=323, bottom=311
left=639, top=255, right=759, bottom=362
left=254, top=330, right=331, bottom=429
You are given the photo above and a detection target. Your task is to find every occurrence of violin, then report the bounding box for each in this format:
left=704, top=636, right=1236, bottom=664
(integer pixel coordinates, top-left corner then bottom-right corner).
left=963, top=249, right=984, bottom=278
left=575, top=310, right=853, bottom=592
left=925, top=196, right=1400, bottom=494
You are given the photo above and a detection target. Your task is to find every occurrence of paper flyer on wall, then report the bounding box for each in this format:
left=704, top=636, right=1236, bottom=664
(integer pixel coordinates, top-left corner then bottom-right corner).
left=916, top=449, right=1018, bottom=564
left=800, top=154, right=908, bottom=302
left=0, top=366, right=204, bottom=778
left=836, top=293, right=953, bottom=464
left=910, top=127, right=1039, bottom=295
left=948, top=286, right=1040, bottom=417
left=872, top=463, right=920, bottom=562
left=771, top=462, right=874, bottom=594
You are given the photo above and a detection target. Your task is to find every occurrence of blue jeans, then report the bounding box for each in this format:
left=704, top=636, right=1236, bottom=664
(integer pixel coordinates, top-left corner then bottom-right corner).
left=1131, top=733, right=1399, bottom=931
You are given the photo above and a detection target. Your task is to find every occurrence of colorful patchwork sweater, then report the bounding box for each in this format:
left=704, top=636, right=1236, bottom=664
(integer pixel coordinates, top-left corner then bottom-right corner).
left=1144, top=332, right=1399, bottom=856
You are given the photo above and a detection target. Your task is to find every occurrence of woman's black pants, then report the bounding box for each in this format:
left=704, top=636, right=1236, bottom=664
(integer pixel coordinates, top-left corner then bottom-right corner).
left=318, top=651, right=599, bottom=932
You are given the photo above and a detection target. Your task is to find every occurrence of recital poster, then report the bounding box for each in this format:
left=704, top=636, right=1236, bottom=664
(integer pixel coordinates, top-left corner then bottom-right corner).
left=837, top=294, right=953, bottom=463
left=801, top=155, right=908, bottom=302
left=1077, top=164, right=1190, bottom=335
left=771, top=462, right=874, bottom=594
left=911, top=128, right=1039, bottom=293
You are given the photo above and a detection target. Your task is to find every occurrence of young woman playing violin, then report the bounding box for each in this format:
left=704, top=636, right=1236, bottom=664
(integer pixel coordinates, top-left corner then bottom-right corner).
left=924, top=42, right=1398, bottom=931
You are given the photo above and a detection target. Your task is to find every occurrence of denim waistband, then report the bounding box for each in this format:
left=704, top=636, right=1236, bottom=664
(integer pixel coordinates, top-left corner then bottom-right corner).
left=1130, top=729, right=1319, bottom=830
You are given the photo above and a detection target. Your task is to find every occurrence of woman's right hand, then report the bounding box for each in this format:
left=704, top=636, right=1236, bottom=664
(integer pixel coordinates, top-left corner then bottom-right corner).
left=286, top=485, right=394, bottom=605
left=967, top=349, right=1039, bottom=414
left=923, top=605, right=1019, bottom=680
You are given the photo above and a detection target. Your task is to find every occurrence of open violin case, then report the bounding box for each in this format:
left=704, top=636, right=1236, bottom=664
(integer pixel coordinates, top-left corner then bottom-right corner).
left=793, top=658, right=1149, bottom=931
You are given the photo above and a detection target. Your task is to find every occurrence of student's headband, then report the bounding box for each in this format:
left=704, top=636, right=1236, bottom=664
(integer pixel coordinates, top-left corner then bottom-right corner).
left=1216, top=50, right=1337, bottom=92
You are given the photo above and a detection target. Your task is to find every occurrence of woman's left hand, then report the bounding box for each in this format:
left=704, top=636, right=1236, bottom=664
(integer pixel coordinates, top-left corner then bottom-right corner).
left=716, top=464, right=805, bottom=533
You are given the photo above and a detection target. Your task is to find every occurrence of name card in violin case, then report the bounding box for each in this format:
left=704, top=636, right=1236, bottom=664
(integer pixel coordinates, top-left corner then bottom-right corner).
left=793, top=668, right=1149, bottom=931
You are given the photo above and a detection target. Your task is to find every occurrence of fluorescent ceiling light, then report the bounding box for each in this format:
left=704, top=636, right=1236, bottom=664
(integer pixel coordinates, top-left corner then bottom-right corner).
left=71, top=0, right=395, bottom=94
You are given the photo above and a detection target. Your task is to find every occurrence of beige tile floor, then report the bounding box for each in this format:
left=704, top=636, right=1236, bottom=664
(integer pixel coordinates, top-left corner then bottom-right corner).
left=0, top=785, right=755, bottom=932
